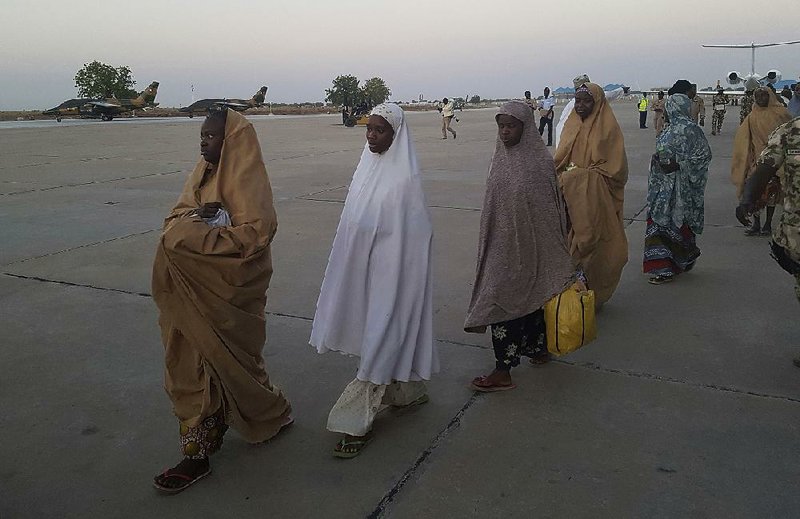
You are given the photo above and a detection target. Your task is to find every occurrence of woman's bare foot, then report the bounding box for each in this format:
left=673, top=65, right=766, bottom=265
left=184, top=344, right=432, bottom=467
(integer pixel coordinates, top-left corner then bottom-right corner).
left=471, top=369, right=516, bottom=392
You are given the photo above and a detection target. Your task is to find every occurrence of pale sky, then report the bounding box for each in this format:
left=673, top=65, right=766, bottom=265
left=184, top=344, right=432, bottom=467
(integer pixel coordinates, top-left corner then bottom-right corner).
left=1, top=0, right=797, bottom=110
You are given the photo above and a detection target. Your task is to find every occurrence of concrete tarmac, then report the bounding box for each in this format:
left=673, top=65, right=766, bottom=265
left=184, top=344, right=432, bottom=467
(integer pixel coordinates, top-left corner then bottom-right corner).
left=1, top=104, right=798, bottom=518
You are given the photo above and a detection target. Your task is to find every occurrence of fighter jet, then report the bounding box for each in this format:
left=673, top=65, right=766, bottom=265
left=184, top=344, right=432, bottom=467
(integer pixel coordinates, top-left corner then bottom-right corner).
left=42, top=81, right=160, bottom=121
left=178, top=86, right=268, bottom=117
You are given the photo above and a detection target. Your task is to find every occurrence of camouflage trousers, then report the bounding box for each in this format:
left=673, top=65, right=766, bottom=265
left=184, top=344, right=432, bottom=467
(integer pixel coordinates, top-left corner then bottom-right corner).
left=711, top=110, right=725, bottom=134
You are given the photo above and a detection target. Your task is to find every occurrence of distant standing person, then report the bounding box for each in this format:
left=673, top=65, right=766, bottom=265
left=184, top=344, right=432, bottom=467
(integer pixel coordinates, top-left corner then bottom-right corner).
left=781, top=85, right=793, bottom=105
left=740, top=90, right=754, bottom=124
left=538, top=86, right=555, bottom=146
left=440, top=97, right=457, bottom=139
left=643, top=93, right=712, bottom=284
left=311, top=104, right=438, bottom=458
left=689, top=84, right=706, bottom=127
left=736, top=116, right=800, bottom=368
left=789, top=83, right=800, bottom=118
left=739, top=77, right=760, bottom=124
left=638, top=93, right=649, bottom=129
left=466, top=101, right=576, bottom=391
left=524, top=90, right=535, bottom=109
left=711, top=87, right=729, bottom=135
left=651, top=91, right=666, bottom=135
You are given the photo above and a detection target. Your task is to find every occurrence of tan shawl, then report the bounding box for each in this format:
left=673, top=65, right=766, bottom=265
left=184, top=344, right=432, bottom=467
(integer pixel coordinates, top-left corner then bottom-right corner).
left=465, top=101, right=575, bottom=331
left=152, top=109, right=290, bottom=442
left=553, top=83, right=628, bottom=304
left=652, top=98, right=666, bottom=134
left=731, top=88, right=792, bottom=198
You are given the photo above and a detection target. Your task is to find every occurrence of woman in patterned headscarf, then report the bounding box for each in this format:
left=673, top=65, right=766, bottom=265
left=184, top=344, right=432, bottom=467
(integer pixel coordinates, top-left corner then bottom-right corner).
left=554, top=83, right=629, bottom=304
left=643, top=93, right=712, bottom=284
left=465, top=100, right=575, bottom=392
left=310, top=103, right=438, bottom=458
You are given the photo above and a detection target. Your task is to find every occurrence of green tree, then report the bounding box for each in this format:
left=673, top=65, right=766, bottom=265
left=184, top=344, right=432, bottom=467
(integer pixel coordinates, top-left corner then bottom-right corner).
left=361, top=77, right=391, bottom=108
left=469, top=95, right=481, bottom=104
left=74, top=61, right=137, bottom=99
left=325, top=74, right=363, bottom=110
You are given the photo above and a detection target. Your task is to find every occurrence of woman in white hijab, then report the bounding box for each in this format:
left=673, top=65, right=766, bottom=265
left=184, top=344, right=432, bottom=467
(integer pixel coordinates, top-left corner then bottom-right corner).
left=310, top=103, right=438, bottom=458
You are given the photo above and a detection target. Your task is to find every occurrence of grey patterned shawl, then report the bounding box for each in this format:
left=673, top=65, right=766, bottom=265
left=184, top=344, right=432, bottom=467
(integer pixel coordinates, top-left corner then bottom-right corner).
left=464, top=101, right=575, bottom=331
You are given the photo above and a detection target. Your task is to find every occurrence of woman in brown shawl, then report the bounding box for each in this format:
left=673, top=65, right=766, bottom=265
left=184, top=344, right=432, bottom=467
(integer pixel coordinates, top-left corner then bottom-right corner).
left=731, top=86, right=792, bottom=236
left=151, top=109, right=292, bottom=493
left=465, top=101, right=576, bottom=392
left=554, top=82, right=629, bottom=305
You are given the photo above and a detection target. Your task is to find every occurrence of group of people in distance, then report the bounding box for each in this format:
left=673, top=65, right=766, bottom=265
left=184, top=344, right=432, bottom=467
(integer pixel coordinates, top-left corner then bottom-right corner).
left=148, top=70, right=800, bottom=494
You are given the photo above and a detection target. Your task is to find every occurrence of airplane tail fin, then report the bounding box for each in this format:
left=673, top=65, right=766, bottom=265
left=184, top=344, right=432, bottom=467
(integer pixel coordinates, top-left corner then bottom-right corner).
left=252, top=86, right=268, bottom=106
left=136, top=81, right=160, bottom=104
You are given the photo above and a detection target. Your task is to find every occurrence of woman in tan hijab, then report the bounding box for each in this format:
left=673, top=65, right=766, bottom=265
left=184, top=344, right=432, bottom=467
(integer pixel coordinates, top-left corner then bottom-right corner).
left=554, top=82, right=629, bottom=305
left=731, top=87, right=792, bottom=236
left=151, top=109, right=292, bottom=494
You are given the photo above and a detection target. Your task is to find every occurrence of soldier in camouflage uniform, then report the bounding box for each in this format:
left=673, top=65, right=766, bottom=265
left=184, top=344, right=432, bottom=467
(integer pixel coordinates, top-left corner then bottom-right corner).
left=736, top=116, right=800, bottom=366
left=739, top=90, right=754, bottom=124
left=711, top=88, right=730, bottom=135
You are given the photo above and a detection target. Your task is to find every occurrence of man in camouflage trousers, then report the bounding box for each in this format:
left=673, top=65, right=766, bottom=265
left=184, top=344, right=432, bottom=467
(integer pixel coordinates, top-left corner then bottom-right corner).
left=739, top=90, right=754, bottom=124
left=711, top=88, right=730, bottom=135
left=737, top=117, right=800, bottom=367
left=739, top=77, right=760, bottom=125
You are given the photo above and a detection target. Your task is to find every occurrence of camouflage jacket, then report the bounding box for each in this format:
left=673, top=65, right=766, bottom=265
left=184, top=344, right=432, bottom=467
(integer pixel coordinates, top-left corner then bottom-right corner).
left=758, top=117, right=800, bottom=260
left=740, top=93, right=754, bottom=123
left=712, top=93, right=729, bottom=111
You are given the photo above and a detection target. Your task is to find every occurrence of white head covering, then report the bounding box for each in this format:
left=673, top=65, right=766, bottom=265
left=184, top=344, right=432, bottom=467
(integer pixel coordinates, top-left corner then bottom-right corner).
left=310, top=104, right=438, bottom=384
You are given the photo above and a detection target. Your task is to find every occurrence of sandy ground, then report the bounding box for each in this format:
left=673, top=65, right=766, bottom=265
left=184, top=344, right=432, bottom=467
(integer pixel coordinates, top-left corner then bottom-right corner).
left=1, top=104, right=798, bottom=518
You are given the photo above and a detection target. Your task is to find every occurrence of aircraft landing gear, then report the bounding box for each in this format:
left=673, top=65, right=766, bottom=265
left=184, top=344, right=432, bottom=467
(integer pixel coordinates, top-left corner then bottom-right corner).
left=188, top=113, right=194, bottom=118
left=56, top=117, right=62, bottom=122
left=101, top=113, right=113, bottom=121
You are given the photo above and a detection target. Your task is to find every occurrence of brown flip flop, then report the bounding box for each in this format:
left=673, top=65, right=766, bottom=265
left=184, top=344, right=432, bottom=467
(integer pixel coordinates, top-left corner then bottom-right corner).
left=470, top=376, right=516, bottom=393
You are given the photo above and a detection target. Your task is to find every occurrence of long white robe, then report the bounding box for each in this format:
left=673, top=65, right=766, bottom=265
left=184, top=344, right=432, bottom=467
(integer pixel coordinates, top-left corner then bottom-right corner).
left=310, top=104, right=438, bottom=385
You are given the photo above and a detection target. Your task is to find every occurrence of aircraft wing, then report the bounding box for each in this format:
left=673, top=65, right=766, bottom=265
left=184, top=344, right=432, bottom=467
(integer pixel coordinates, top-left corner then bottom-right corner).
left=696, top=90, right=744, bottom=96
left=213, top=101, right=249, bottom=109
left=703, top=40, right=800, bottom=48
left=85, top=101, right=120, bottom=108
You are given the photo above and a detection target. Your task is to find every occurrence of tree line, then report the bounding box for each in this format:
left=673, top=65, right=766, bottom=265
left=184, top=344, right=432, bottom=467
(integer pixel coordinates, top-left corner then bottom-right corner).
left=69, top=62, right=482, bottom=107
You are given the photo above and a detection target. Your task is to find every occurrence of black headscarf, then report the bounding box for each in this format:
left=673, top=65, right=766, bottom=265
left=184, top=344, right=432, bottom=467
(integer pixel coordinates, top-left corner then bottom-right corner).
left=667, top=80, right=692, bottom=96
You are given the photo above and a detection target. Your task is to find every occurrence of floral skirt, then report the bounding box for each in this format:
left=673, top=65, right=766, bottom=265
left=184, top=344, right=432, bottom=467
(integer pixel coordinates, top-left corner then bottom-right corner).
left=643, top=217, right=700, bottom=278
left=490, top=309, right=547, bottom=371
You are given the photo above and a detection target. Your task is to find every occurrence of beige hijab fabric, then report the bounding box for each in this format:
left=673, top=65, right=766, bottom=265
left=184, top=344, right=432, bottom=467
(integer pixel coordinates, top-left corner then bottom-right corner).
left=553, top=83, right=629, bottom=304
left=465, top=101, right=575, bottom=332
left=731, top=87, right=792, bottom=198
left=152, top=109, right=291, bottom=442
